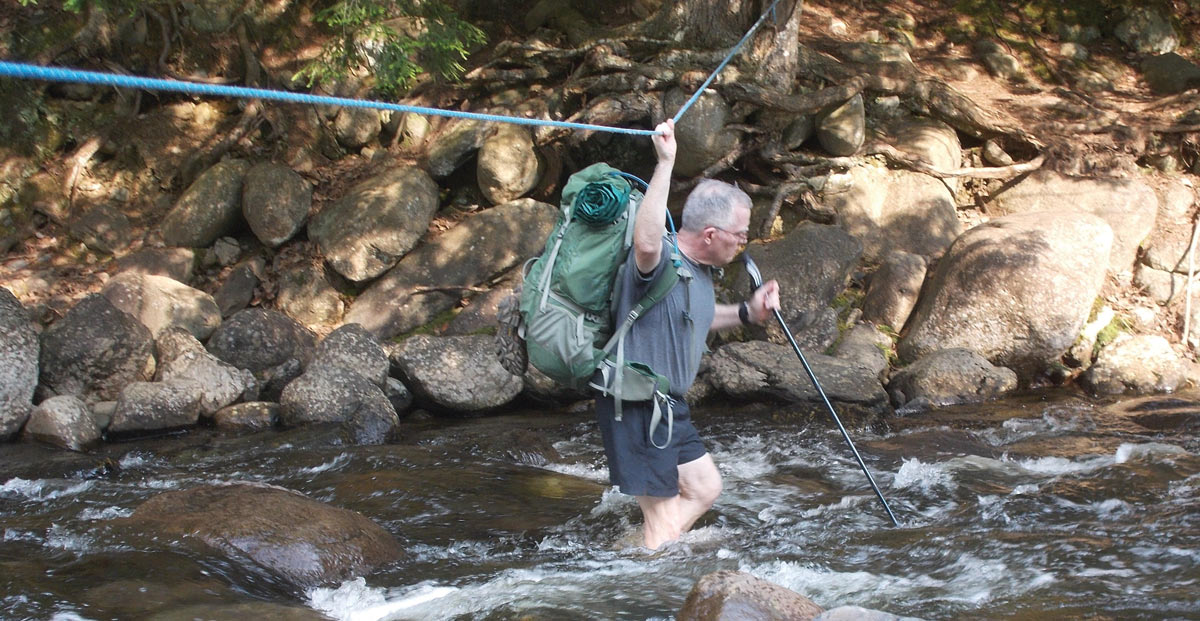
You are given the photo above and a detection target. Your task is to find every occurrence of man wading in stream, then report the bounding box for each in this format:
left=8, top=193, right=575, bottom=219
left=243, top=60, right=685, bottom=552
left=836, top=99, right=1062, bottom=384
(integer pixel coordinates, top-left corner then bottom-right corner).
left=598, top=119, right=780, bottom=550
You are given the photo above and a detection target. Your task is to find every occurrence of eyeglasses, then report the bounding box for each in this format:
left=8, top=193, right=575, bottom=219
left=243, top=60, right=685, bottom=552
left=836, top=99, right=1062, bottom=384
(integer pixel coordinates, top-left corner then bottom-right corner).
left=712, top=226, right=748, bottom=243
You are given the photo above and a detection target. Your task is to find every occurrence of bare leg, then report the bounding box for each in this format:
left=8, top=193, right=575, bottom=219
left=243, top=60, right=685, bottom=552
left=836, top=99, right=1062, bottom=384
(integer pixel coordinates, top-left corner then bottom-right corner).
left=676, top=453, right=722, bottom=532
left=635, top=454, right=722, bottom=549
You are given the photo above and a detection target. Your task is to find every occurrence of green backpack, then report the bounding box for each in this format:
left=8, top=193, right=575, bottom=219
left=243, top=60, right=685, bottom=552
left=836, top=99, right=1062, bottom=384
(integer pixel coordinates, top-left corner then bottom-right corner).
left=516, top=162, right=685, bottom=417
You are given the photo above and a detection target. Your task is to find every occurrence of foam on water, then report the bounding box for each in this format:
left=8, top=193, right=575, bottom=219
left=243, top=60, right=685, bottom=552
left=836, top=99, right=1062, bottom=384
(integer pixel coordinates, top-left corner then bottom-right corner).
left=539, top=461, right=608, bottom=483
left=1114, top=442, right=1190, bottom=464
left=892, top=458, right=954, bottom=492
left=77, top=506, right=133, bottom=521
left=1, top=478, right=94, bottom=501
left=309, top=578, right=457, bottom=621
left=299, top=453, right=352, bottom=475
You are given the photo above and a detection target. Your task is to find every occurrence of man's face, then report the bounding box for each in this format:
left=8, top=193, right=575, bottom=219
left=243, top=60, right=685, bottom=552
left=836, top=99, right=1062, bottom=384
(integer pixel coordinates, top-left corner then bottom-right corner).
left=710, top=205, right=750, bottom=265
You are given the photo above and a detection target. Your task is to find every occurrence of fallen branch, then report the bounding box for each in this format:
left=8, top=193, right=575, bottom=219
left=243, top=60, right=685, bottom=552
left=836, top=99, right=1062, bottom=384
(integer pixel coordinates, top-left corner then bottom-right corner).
left=867, top=142, right=1045, bottom=179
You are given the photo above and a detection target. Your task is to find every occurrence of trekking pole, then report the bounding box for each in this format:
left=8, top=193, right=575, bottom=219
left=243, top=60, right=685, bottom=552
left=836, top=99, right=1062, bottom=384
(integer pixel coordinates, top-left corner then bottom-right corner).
left=742, top=253, right=901, bottom=527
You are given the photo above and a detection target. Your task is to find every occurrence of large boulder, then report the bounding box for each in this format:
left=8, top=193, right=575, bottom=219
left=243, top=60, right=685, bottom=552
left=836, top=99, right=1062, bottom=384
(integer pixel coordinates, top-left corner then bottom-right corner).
left=391, top=334, right=523, bottom=412
left=333, top=107, right=381, bottom=150
left=21, top=395, right=100, bottom=451
left=109, top=379, right=204, bottom=435
left=822, top=164, right=961, bottom=262
left=987, top=170, right=1157, bottom=275
left=861, top=250, right=926, bottom=331
left=708, top=341, right=891, bottom=420
left=1140, top=180, right=1196, bottom=274
left=156, top=328, right=257, bottom=417
left=161, top=159, right=251, bottom=248
left=887, top=348, right=1018, bottom=413
left=0, top=288, right=38, bottom=439
left=477, top=124, right=540, bottom=204
left=733, top=224, right=861, bottom=352
left=1141, top=53, right=1200, bottom=95
left=312, top=323, right=389, bottom=387
left=39, top=294, right=156, bottom=403
left=242, top=162, right=312, bottom=248
left=100, top=272, right=222, bottom=340
left=122, top=483, right=403, bottom=589
left=832, top=322, right=892, bottom=381
left=206, top=308, right=317, bottom=401
left=816, top=94, right=866, bottom=156
left=899, top=211, right=1112, bottom=380
left=678, top=570, right=824, bottom=621
left=274, top=260, right=345, bottom=327
left=346, top=198, right=557, bottom=338
left=881, top=115, right=962, bottom=173
left=664, top=88, right=741, bottom=176
left=278, top=364, right=399, bottom=445
left=308, top=165, right=440, bottom=282
left=1080, top=334, right=1186, bottom=396
left=425, top=118, right=489, bottom=178
left=1115, top=7, right=1178, bottom=55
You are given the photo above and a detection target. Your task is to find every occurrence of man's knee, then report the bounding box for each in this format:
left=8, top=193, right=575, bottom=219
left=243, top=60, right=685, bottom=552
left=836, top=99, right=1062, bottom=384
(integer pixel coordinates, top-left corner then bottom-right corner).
left=679, top=454, right=722, bottom=505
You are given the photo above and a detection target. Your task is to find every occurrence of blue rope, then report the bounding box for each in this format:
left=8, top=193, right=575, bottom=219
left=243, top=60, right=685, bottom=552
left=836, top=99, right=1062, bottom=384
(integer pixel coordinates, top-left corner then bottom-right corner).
left=0, top=0, right=783, bottom=137
left=0, top=61, right=657, bottom=136
left=670, top=0, right=783, bottom=125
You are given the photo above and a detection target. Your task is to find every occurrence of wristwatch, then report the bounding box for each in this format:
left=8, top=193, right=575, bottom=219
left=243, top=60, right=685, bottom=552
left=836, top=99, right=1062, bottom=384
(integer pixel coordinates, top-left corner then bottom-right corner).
left=738, top=301, right=752, bottom=326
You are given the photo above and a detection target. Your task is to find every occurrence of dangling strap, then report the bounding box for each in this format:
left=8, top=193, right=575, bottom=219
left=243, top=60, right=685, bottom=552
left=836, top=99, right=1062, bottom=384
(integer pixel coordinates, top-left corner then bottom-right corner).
left=648, top=391, right=675, bottom=449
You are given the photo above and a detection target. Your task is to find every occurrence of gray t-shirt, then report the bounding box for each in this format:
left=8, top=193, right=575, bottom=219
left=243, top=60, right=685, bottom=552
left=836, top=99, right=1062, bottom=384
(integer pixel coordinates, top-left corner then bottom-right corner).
left=610, top=237, right=715, bottom=398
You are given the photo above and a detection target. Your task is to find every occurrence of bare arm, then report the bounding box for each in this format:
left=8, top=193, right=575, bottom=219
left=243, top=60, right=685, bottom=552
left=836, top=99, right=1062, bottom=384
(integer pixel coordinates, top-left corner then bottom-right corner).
left=633, top=119, right=677, bottom=275
left=709, top=279, right=782, bottom=332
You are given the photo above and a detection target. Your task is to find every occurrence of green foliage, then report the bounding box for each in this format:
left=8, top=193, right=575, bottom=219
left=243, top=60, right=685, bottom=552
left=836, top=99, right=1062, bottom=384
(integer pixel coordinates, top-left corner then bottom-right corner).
left=297, top=0, right=485, bottom=97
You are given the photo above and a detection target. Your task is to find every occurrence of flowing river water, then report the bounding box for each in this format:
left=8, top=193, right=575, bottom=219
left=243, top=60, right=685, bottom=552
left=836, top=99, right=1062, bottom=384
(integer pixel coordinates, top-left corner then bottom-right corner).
left=1, top=389, right=1197, bottom=620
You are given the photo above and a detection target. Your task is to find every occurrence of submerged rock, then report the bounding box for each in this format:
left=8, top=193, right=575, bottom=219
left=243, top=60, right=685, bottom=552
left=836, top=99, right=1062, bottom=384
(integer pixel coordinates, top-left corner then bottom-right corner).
left=122, top=483, right=403, bottom=589
left=678, top=570, right=824, bottom=621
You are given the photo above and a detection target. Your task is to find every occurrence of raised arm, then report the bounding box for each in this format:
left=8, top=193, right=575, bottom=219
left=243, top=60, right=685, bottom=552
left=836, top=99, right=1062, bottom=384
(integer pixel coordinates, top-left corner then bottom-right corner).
left=632, top=119, right=677, bottom=275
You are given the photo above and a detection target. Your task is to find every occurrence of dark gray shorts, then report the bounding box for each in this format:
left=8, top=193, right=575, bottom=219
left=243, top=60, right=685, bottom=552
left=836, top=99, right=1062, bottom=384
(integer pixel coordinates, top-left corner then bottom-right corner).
left=595, top=397, right=707, bottom=497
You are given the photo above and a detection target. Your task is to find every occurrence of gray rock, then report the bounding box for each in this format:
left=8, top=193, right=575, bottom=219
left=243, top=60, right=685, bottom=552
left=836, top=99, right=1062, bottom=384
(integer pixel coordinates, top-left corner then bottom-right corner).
left=883, top=116, right=962, bottom=173
left=279, top=364, right=399, bottom=445
left=161, top=159, right=250, bottom=248
left=21, top=395, right=100, bottom=451
left=206, top=308, right=316, bottom=400
left=156, top=328, right=257, bottom=417
left=209, top=236, right=242, bottom=267
left=115, top=248, right=196, bottom=284
left=308, top=165, right=439, bottom=282
left=1141, top=180, right=1197, bottom=274
left=782, top=115, right=814, bottom=150
left=39, top=294, right=156, bottom=403
left=664, top=88, right=741, bottom=176
left=1141, top=53, right=1200, bottom=95
left=0, top=288, right=38, bottom=439
left=823, top=164, right=961, bottom=262
left=887, top=348, right=1018, bottom=413
left=1081, top=334, right=1185, bottom=396
left=1073, top=69, right=1113, bottom=93
left=212, top=402, right=278, bottom=432
left=123, top=483, right=403, bottom=589
left=333, top=107, right=382, bottom=150
left=1115, top=7, right=1178, bottom=55
left=275, top=261, right=345, bottom=327
left=1133, top=263, right=1188, bottom=304
left=816, top=605, right=923, bottom=621
left=1060, top=42, right=1089, bottom=61
left=426, top=118, right=489, bottom=178
left=678, top=570, right=824, bottom=621
left=69, top=204, right=133, bottom=254
left=109, top=379, right=204, bottom=435
left=392, top=334, right=523, bottom=412
left=213, top=258, right=263, bottom=317
left=833, top=323, right=893, bottom=381
left=899, top=211, right=1112, bottom=380
left=816, top=94, right=865, bottom=156
left=982, top=52, right=1025, bottom=81
left=346, top=198, right=557, bottom=339
left=982, top=139, right=1014, bottom=166
left=242, top=162, right=311, bottom=247
left=708, top=341, right=891, bottom=420
left=383, top=377, right=413, bottom=416
left=101, top=272, right=222, bottom=340
left=477, top=124, right=540, bottom=204
left=313, top=324, right=389, bottom=387
left=861, top=250, right=927, bottom=331
left=988, top=169, right=1157, bottom=275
